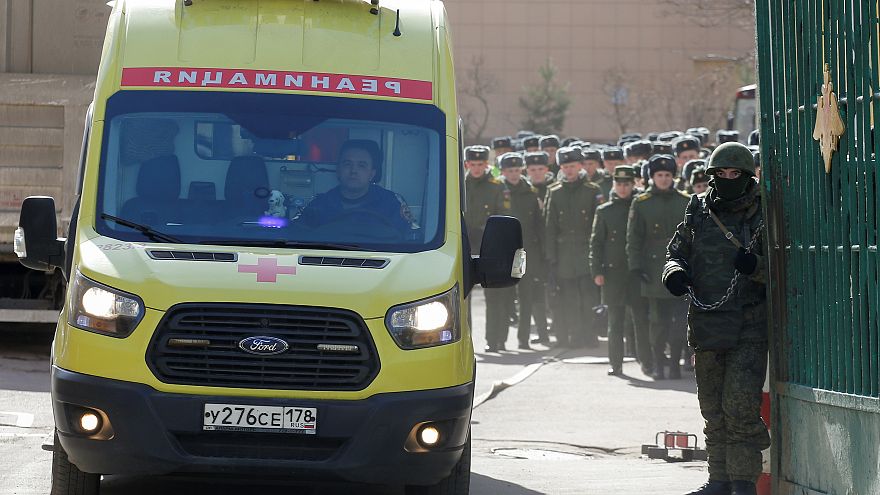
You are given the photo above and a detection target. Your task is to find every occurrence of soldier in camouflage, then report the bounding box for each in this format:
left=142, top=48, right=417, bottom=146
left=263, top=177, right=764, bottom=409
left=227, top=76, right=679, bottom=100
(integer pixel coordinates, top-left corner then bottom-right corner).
left=464, top=145, right=511, bottom=353
left=500, top=153, right=547, bottom=349
left=663, top=142, right=769, bottom=495
left=626, top=154, right=691, bottom=379
left=590, top=165, right=639, bottom=376
left=545, top=147, right=604, bottom=348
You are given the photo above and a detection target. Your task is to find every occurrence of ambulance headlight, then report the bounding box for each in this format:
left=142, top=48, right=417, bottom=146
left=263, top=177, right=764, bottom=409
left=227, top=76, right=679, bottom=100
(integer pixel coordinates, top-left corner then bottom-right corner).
left=68, top=270, right=144, bottom=337
left=385, top=286, right=460, bottom=349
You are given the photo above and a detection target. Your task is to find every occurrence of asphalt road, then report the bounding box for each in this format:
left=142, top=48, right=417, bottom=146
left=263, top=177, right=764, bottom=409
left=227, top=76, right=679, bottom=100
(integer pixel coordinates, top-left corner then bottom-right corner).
left=0, top=289, right=707, bottom=494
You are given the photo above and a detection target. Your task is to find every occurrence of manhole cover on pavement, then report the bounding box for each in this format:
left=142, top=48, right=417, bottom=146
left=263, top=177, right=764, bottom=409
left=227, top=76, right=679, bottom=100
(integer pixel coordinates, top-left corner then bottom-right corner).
left=492, top=448, right=592, bottom=460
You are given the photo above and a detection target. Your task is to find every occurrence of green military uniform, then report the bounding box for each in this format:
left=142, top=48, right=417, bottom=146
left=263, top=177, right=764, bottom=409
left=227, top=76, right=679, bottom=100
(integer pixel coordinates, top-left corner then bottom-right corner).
left=663, top=143, right=769, bottom=493
left=626, top=154, right=690, bottom=378
left=501, top=154, right=547, bottom=347
left=583, top=149, right=612, bottom=200
left=546, top=147, right=604, bottom=347
left=464, top=146, right=511, bottom=352
left=590, top=166, right=640, bottom=374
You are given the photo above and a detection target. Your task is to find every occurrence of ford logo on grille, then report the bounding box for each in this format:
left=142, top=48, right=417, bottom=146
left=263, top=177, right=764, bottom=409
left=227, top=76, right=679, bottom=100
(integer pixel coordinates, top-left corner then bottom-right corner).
left=239, top=336, right=289, bottom=356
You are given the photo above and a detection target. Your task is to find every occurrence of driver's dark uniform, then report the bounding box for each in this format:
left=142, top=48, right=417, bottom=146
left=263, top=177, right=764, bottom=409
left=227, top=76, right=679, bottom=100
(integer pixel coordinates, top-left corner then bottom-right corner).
left=299, top=185, right=417, bottom=233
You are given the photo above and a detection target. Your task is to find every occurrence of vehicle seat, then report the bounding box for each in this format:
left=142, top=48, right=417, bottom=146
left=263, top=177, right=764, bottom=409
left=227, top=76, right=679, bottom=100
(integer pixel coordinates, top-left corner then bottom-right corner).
left=119, top=155, right=182, bottom=226
left=224, top=155, right=270, bottom=217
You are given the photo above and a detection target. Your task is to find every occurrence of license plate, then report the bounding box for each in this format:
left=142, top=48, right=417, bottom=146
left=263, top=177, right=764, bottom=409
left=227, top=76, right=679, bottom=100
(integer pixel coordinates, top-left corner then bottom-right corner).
left=203, top=403, right=317, bottom=434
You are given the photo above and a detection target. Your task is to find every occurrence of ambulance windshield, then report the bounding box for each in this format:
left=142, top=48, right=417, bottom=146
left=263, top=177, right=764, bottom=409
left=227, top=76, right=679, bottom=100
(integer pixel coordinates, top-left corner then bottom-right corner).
left=95, top=91, right=446, bottom=253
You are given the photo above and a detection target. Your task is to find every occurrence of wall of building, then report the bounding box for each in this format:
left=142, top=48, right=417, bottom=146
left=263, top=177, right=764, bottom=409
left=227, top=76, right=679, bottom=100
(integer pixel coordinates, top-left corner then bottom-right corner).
left=444, top=0, right=757, bottom=143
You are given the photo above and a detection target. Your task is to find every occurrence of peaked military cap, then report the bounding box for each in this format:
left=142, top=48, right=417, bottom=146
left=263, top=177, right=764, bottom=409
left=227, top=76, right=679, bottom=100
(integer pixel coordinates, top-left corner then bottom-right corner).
left=716, top=130, right=740, bottom=144
left=748, top=129, right=760, bottom=146
left=499, top=152, right=526, bottom=169
left=540, top=135, right=560, bottom=149
left=602, top=147, right=625, bottom=161
left=522, top=136, right=540, bottom=149
left=524, top=151, right=550, bottom=166
left=690, top=167, right=709, bottom=185
left=673, top=135, right=701, bottom=155
left=652, top=143, right=674, bottom=155
left=582, top=149, right=603, bottom=163
left=647, top=132, right=660, bottom=142
left=557, top=146, right=585, bottom=165
left=465, top=145, right=490, bottom=161
left=491, top=137, right=512, bottom=150
left=658, top=131, right=683, bottom=142
left=612, top=165, right=636, bottom=182
left=682, top=159, right=707, bottom=182
left=625, top=140, right=653, bottom=159
left=647, top=154, right=677, bottom=177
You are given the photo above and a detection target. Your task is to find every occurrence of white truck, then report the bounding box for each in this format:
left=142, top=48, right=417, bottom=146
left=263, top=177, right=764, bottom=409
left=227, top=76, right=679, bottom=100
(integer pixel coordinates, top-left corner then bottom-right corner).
left=0, top=0, right=107, bottom=323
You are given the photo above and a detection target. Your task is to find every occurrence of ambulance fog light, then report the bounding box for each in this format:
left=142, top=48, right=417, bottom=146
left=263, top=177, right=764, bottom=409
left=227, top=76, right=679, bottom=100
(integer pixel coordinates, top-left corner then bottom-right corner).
left=419, top=425, right=441, bottom=447
left=385, top=286, right=460, bottom=349
left=79, top=412, right=101, bottom=433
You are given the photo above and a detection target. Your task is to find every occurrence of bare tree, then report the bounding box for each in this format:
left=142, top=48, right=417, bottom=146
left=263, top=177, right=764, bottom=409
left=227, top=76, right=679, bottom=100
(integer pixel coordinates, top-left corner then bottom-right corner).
left=459, top=55, right=497, bottom=144
left=658, top=0, right=755, bottom=27
left=601, top=69, right=642, bottom=136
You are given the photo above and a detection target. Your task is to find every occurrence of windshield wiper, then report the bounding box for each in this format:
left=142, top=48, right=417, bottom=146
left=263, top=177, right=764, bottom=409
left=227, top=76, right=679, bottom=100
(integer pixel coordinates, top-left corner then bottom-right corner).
left=198, top=239, right=364, bottom=251
left=100, top=213, right=184, bottom=244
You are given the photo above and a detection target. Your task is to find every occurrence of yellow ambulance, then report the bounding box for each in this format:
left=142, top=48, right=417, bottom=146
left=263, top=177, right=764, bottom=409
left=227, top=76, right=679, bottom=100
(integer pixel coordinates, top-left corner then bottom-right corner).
left=14, top=1, right=524, bottom=493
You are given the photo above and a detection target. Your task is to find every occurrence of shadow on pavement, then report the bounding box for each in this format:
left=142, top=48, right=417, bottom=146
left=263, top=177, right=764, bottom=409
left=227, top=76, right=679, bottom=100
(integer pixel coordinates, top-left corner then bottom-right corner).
left=0, top=325, right=54, bottom=393
left=624, top=375, right=697, bottom=393
left=471, top=473, right=545, bottom=494
left=102, top=474, right=544, bottom=494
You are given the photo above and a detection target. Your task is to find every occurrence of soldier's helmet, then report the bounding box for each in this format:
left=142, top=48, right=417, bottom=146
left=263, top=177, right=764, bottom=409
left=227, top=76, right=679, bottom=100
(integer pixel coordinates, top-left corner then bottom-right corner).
left=706, top=142, right=757, bottom=176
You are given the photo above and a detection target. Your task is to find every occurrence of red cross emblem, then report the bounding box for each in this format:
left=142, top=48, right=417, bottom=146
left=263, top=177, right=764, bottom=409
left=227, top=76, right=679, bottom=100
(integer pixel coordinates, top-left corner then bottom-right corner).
left=238, top=257, right=297, bottom=283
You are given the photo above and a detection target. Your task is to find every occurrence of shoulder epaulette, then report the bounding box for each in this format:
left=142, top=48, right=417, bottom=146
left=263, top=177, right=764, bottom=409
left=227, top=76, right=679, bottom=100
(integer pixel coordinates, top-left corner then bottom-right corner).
left=583, top=181, right=601, bottom=190
left=678, top=190, right=691, bottom=199
left=635, top=192, right=652, bottom=202
left=488, top=177, right=501, bottom=185
left=529, top=185, right=538, bottom=194
left=548, top=182, right=563, bottom=191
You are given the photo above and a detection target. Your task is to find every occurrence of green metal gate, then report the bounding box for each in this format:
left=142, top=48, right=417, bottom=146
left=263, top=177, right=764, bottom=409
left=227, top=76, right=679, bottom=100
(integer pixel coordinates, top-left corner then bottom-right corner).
left=756, top=0, right=880, bottom=493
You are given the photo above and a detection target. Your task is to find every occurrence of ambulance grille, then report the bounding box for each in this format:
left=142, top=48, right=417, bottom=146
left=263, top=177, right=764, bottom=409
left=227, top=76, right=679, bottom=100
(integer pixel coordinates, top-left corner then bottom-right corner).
left=147, top=303, right=380, bottom=391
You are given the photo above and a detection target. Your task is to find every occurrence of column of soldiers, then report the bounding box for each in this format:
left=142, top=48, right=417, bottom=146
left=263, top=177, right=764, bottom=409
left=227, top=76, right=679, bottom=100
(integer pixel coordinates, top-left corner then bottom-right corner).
left=464, top=129, right=762, bottom=381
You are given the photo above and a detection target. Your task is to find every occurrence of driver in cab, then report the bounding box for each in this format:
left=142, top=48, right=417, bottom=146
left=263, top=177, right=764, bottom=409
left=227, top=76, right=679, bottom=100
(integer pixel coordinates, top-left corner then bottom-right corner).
left=299, top=139, right=418, bottom=234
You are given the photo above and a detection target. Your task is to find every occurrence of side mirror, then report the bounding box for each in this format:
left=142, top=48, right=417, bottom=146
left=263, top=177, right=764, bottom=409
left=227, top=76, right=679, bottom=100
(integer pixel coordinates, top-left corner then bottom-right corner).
left=474, top=216, right=526, bottom=289
left=15, top=196, right=65, bottom=271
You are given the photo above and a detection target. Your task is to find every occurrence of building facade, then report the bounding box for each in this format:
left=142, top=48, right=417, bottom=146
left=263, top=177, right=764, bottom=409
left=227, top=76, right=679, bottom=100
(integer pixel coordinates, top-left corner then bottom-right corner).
left=444, top=0, right=758, bottom=143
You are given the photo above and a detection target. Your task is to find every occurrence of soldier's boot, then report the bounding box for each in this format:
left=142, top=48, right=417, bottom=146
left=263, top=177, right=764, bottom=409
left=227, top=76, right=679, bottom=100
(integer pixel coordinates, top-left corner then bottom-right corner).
left=651, top=365, right=666, bottom=380
left=668, top=363, right=682, bottom=379
left=683, top=480, right=731, bottom=495
left=730, top=481, right=757, bottom=495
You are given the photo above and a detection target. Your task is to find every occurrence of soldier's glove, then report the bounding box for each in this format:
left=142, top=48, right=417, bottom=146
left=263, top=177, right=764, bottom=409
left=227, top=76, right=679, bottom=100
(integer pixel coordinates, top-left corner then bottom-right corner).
left=663, top=270, right=691, bottom=297
left=734, top=248, right=758, bottom=275
left=630, top=269, right=650, bottom=284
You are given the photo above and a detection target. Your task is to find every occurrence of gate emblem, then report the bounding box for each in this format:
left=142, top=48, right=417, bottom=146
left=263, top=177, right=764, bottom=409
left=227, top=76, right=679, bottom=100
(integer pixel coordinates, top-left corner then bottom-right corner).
left=813, top=63, right=845, bottom=174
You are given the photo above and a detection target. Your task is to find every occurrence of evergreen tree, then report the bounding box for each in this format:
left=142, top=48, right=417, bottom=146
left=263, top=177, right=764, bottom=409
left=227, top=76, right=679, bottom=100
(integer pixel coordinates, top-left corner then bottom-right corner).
left=519, top=60, right=572, bottom=136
